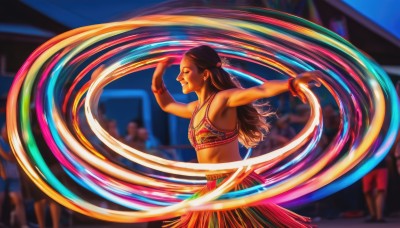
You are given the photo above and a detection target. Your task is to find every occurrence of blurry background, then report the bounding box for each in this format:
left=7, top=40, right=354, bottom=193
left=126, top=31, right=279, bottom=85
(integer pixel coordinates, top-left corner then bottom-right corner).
left=1, top=0, right=400, bottom=227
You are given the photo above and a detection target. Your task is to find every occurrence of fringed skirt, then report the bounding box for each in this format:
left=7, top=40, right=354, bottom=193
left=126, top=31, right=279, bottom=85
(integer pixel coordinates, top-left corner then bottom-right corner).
left=164, top=172, right=313, bottom=228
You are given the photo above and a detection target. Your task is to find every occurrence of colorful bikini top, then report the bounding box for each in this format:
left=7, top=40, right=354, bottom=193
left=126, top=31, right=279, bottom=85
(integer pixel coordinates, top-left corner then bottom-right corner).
left=188, top=93, right=239, bottom=151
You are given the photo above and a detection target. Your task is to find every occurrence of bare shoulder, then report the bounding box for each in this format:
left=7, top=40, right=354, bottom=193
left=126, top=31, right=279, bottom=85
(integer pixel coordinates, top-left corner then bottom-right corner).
left=215, top=88, right=243, bottom=102
left=213, top=91, right=228, bottom=104
left=210, top=91, right=237, bottom=121
left=212, top=91, right=236, bottom=111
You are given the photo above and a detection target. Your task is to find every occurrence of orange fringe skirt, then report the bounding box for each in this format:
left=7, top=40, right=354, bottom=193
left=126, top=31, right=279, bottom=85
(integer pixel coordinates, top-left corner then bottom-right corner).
left=164, top=172, right=313, bottom=228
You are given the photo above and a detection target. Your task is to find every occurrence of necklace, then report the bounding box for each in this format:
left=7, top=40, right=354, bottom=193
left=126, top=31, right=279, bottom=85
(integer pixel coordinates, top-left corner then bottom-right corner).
left=190, top=93, right=216, bottom=130
left=195, top=93, right=216, bottom=113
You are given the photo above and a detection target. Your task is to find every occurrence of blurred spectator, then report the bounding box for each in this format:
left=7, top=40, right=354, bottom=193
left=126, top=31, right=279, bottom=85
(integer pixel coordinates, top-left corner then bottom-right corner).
left=386, top=81, right=400, bottom=216
left=323, top=104, right=340, bottom=140
left=23, top=121, right=62, bottom=228
left=361, top=81, right=398, bottom=223
left=362, top=156, right=389, bottom=223
left=136, top=127, right=149, bottom=151
left=273, top=114, right=297, bottom=144
left=252, top=103, right=308, bottom=157
left=98, top=103, right=108, bottom=129
left=252, top=136, right=273, bottom=158
left=107, top=119, right=121, bottom=140
left=125, top=120, right=139, bottom=147
left=395, top=81, right=400, bottom=176
left=0, top=124, right=28, bottom=228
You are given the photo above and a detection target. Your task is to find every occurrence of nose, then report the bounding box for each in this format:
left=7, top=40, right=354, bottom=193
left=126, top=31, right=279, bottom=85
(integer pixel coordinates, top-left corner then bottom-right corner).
left=176, top=72, right=182, bottom=81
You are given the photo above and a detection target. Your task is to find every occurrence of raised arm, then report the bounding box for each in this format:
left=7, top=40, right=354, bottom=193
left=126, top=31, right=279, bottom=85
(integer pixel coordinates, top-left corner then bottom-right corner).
left=221, top=71, right=322, bottom=107
left=152, top=59, right=196, bottom=119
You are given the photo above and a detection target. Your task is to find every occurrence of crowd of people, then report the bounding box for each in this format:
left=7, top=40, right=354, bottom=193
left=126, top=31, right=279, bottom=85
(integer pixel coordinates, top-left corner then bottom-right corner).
left=103, top=118, right=172, bottom=172
left=0, top=121, right=66, bottom=228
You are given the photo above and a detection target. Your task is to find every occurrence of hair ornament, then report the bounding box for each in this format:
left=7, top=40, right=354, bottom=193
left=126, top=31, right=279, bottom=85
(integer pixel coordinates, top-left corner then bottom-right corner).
left=220, top=57, right=230, bottom=67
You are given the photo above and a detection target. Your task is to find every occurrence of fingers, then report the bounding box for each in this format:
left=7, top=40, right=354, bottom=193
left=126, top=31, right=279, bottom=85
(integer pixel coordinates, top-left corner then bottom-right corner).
left=158, top=58, right=176, bottom=70
left=298, top=93, right=307, bottom=103
left=293, top=81, right=309, bottom=103
left=294, top=71, right=326, bottom=103
left=309, top=80, right=321, bottom=88
left=291, top=85, right=307, bottom=103
left=163, top=57, right=174, bottom=65
left=297, top=73, right=322, bottom=88
left=158, top=57, right=170, bottom=66
left=160, top=55, right=181, bottom=66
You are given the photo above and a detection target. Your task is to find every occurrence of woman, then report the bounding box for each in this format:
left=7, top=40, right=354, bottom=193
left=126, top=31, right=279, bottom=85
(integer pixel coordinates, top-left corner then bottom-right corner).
left=152, top=45, right=319, bottom=227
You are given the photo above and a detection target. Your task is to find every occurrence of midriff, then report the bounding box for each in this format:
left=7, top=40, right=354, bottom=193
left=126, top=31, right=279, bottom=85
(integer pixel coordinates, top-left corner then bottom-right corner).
left=196, top=139, right=242, bottom=163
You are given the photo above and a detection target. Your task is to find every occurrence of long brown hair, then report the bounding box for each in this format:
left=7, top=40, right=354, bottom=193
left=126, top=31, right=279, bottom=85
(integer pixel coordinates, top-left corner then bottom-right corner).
left=185, top=45, right=273, bottom=148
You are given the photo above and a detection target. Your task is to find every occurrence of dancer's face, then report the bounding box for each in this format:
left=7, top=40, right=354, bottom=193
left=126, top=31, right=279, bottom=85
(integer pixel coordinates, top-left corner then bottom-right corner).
left=177, top=56, right=205, bottom=94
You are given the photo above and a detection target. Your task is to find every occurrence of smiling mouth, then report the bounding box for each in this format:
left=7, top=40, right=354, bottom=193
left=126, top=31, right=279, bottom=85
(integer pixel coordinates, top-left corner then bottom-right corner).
left=180, top=82, right=188, bottom=87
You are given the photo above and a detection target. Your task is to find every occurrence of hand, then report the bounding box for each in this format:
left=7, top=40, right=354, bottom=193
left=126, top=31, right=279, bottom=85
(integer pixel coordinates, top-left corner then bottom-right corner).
left=153, top=56, right=178, bottom=78
left=293, top=70, right=323, bottom=103
left=159, top=56, right=177, bottom=67
left=152, top=56, right=179, bottom=93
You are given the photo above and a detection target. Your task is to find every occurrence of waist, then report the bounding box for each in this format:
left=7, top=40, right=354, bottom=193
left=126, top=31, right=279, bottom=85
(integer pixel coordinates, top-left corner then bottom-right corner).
left=196, top=141, right=242, bottom=163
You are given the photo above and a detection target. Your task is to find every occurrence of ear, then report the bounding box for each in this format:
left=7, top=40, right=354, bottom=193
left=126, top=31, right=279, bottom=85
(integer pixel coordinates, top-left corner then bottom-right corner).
left=203, top=69, right=211, bottom=80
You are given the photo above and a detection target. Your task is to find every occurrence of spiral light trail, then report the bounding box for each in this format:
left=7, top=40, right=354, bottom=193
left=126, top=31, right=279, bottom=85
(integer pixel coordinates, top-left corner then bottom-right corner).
left=6, top=8, right=399, bottom=222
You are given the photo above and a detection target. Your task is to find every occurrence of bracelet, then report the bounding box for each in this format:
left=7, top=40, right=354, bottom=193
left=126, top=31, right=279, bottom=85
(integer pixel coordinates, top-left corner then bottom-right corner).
left=288, top=78, right=297, bottom=96
left=152, top=82, right=166, bottom=95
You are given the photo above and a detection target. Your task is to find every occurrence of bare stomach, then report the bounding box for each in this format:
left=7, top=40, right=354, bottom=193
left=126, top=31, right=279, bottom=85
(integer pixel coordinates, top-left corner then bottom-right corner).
left=196, top=139, right=242, bottom=163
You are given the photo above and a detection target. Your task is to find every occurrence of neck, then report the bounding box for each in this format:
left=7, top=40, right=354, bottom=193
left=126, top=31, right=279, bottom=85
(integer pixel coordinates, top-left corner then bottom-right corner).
left=195, top=87, right=215, bottom=105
